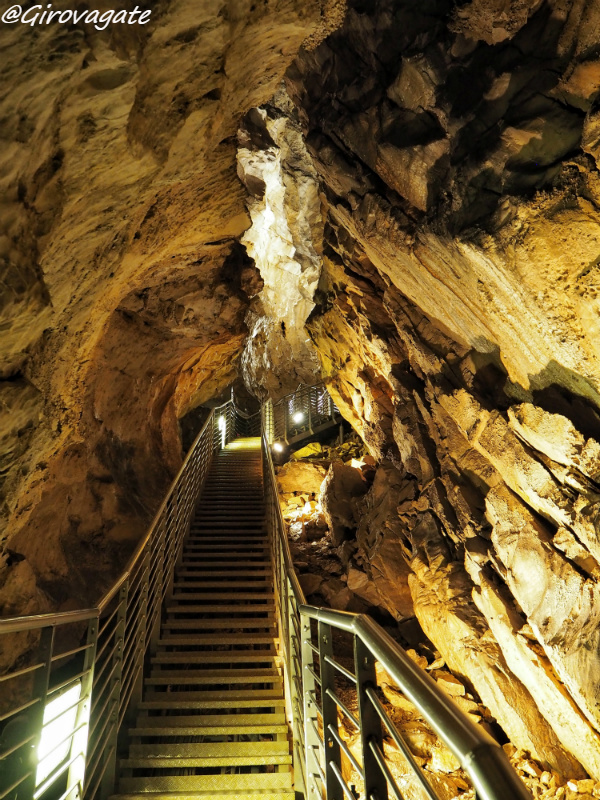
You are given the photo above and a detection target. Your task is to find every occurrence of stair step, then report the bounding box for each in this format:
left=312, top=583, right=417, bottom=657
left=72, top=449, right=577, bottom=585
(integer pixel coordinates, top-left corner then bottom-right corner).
left=166, top=604, right=275, bottom=613
left=183, top=544, right=268, bottom=550
left=184, top=540, right=267, bottom=546
left=148, top=669, right=280, bottom=683
left=162, top=619, right=275, bottom=630
left=158, top=634, right=276, bottom=645
left=120, top=754, right=292, bottom=769
left=178, top=566, right=271, bottom=573
left=173, top=582, right=271, bottom=589
left=139, top=697, right=286, bottom=710
left=112, top=794, right=293, bottom=800
left=151, top=653, right=279, bottom=664
left=129, top=741, right=289, bottom=757
left=188, top=528, right=265, bottom=534
left=118, top=773, right=292, bottom=793
left=171, top=592, right=273, bottom=600
left=133, top=712, right=285, bottom=728
left=173, top=571, right=271, bottom=579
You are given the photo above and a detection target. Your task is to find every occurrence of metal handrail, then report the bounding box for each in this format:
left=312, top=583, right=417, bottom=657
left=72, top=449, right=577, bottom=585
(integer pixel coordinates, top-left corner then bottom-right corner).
left=0, top=405, right=224, bottom=800
left=264, top=382, right=341, bottom=445
left=260, top=415, right=532, bottom=800
left=0, top=387, right=531, bottom=800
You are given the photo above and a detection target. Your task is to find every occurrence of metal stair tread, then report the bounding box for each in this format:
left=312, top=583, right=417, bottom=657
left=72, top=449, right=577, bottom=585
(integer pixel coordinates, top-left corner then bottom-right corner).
left=138, top=698, right=286, bottom=710
left=118, top=773, right=293, bottom=792
left=120, top=755, right=292, bottom=768
left=111, top=790, right=294, bottom=799
left=129, top=742, right=289, bottom=757
left=148, top=669, right=281, bottom=682
left=157, top=635, right=277, bottom=645
left=143, top=686, right=283, bottom=699
left=151, top=653, right=279, bottom=664
left=133, top=712, right=286, bottom=728
left=162, top=620, right=276, bottom=630
left=173, top=582, right=273, bottom=600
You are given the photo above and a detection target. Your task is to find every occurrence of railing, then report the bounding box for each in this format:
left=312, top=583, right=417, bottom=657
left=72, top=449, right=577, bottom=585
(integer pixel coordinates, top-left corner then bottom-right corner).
left=264, top=383, right=340, bottom=445
left=0, top=404, right=226, bottom=800
left=261, top=431, right=532, bottom=800
left=1, top=387, right=532, bottom=800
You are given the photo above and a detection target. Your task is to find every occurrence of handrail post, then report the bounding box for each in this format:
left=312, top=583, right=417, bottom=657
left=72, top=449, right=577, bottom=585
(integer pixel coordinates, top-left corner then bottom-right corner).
left=152, top=517, right=167, bottom=637
left=318, top=621, right=343, bottom=800
left=126, top=547, right=150, bottom=725
left=354, top=636, right=388, bottom=800
left=301, top=613, right=320, bottom=800
left=68, top=615, right=98, bottom=796
left=100, top=582, right=128, bottom=799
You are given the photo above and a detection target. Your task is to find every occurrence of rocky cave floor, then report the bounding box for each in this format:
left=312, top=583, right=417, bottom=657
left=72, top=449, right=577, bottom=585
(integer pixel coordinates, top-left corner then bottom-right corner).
left=276, top=430, right=600, bottom=800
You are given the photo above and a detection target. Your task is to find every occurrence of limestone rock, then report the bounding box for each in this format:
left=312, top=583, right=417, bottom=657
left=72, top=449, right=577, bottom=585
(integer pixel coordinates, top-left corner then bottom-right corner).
left=299, top=573, right=323, bottom=596
left=276, top=461, right=327, bottom=495
left=320, top=461, right=368, bottom=545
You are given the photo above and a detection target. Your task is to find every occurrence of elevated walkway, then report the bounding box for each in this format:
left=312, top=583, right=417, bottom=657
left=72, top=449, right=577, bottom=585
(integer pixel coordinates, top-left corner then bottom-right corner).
left=111, top=440, right=292, bottom=799
left=0, top=390, right=532, bottom=800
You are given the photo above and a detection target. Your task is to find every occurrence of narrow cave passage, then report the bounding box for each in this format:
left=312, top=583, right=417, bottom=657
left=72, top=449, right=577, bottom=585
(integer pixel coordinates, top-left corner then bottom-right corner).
left=3, top=0, right=600, bottom=797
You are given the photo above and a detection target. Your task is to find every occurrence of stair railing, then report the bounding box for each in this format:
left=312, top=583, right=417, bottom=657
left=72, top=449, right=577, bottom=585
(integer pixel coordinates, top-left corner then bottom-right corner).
left=0, top=405, right=225, bottom=800
left=261, top=429, right=532, bottom=800
left=264, top=383, right=341, bottom=446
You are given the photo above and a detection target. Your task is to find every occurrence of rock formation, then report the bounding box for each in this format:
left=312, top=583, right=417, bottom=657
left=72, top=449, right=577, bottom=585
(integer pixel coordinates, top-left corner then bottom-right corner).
left=270, top=0, right=600, bottom=780
left=0, top=0, right=339, bottom=608
left=4, top=0, right=600, bottom=786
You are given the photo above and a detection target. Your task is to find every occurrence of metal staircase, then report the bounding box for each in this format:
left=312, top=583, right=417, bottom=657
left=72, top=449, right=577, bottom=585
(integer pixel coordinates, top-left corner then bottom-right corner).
left=0, top=387, right=532, bottom=800
left=111, top=439, right=293, bottom=799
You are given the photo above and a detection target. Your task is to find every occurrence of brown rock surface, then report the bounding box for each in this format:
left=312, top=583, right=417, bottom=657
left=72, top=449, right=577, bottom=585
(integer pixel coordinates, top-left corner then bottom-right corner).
left=0, top=0, right=331, bottom=608
left=7, top=0, right=600, bottom=785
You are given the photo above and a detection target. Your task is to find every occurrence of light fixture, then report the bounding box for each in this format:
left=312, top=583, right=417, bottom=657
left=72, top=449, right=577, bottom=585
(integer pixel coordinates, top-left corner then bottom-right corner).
left=218, top=415, right=226, bottom=449
left=36, top=683, right=83, bottom=791
left=273, top=442, right=284, bottom=453
left=292, top=411, right=304, bottom=424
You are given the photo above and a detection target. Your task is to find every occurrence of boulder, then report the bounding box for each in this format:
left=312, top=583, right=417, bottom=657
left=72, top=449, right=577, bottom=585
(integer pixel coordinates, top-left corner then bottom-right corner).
left=299, top=573, right=323, bottom=596
left=276, top=461, right=327, bottom=495
left=320, top=461, right=368, bottom=545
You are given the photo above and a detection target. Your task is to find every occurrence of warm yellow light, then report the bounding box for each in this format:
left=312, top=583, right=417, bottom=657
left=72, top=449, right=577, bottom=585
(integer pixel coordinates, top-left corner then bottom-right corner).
left=350, top=458, right=365, bottom=469
left=273, top=442, right=284, bottom=453
left=36, top=683, right=81, bottom=788
left=292, top=411, right=304, bottom=423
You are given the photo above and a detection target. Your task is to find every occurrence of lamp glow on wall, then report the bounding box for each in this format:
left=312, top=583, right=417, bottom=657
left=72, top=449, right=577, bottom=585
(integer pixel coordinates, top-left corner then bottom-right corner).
left=218, top=415, right=226, bottom=449
left=35, top=682, right=89, bottom=799
left=292, top=411, right=304, bottom=424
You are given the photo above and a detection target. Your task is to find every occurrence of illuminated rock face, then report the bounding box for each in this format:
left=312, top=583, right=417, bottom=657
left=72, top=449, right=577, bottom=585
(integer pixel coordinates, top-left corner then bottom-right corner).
left=237, top=90, right=323, bottom=399
left=0, top=0, right=332, bottom=608
left=276, top=0, right=600, bottom=779
left=4, top=0, right=600, bottom=782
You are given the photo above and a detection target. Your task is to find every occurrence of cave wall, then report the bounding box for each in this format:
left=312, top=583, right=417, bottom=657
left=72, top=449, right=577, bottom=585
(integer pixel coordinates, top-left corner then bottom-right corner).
left=280, top=0, right=600, bottom=779
left=0, top=0, right=339, bottom=611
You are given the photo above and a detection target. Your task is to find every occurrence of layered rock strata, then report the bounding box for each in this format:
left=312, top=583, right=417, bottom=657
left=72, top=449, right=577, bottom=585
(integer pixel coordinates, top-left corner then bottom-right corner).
left=274, top=0, right=600, bottom=779
left=0, top=0, right=336, bottom=610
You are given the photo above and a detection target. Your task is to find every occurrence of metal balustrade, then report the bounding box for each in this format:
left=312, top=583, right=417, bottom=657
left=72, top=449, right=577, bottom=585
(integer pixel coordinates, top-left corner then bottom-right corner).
left=260, top=400, right=532, bottom=800
left=0, top=385, right=531, bottom=800
left=0, top=403, right=226, bottom=800
left=264, top=384, right=341, bottom=446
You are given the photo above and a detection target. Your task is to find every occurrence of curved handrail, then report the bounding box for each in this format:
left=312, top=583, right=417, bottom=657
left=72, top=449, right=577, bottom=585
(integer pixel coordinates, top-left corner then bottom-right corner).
left=299, top=605, right=531, bottom=800
left=262, top=431, right=306, bottom=606
left=261, top=422, right=531, bottom=800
